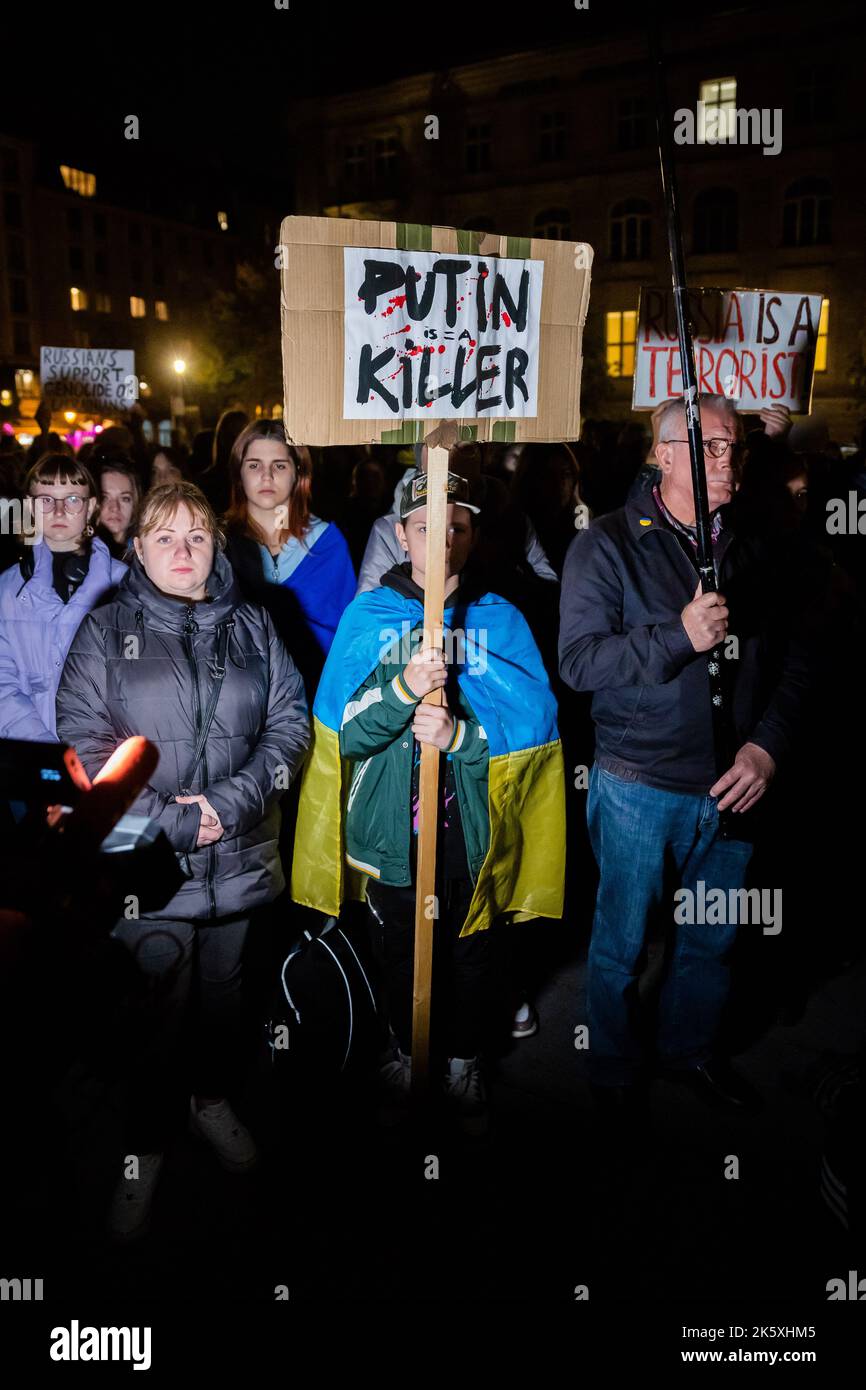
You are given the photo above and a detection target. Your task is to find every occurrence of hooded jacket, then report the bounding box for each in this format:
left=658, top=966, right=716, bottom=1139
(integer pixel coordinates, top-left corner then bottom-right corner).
left=0, top=537, right=127, bottom=742
left=55, top=549, right=310, bottom=920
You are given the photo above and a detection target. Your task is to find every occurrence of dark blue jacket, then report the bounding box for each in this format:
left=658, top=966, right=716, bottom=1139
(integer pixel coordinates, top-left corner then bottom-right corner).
left=558, top=491, right=811, bottom=795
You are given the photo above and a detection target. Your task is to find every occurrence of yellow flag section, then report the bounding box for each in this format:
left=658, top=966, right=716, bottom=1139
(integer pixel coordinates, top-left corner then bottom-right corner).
left=291, top=586, right=565, bottom=937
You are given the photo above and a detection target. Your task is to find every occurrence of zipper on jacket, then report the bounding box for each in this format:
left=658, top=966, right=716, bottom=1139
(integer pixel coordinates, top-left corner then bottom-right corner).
left=183, top=607, right=217, bottom=919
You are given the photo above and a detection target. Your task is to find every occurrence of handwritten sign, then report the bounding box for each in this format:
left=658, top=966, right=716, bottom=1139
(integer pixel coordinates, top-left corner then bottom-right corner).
left=279, top=215, right=591, bottom=444
left=632, top=288, right=823, bottom=412
left=40, top=347, right=137, bottom=415
left=343, top=247, right=543, bottom=421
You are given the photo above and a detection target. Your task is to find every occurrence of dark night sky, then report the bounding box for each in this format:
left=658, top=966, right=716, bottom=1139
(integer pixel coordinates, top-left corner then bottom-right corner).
left=2, top=0, right=784, bottom=213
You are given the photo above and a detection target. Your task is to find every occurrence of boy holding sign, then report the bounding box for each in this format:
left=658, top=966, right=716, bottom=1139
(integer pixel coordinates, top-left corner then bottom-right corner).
left=291, top=472, right=565, bottom=1134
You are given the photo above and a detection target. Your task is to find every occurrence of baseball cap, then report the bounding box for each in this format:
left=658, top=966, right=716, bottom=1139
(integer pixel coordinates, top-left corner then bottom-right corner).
left=399, top=470, right=481, bottom=521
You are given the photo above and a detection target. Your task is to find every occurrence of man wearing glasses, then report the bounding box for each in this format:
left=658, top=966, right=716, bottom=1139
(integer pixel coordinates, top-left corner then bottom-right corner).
left=559, top=394, right=809, bottom=1121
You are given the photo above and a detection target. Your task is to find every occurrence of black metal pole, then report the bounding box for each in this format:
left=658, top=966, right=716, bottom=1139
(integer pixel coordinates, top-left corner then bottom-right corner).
left=650, top=26, right=739, bottom=838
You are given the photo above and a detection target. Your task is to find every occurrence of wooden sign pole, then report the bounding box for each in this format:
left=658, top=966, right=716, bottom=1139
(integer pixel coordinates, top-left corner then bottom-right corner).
left=410, top=431, right=452, bottom=1097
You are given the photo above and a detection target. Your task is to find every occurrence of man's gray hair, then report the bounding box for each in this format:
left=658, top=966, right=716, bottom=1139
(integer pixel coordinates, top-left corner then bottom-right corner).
left=656, top=394, right=742, bottom=444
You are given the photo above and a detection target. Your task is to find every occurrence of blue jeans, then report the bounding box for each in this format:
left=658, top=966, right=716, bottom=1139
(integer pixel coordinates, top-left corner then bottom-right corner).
left=585, top=764, right=753, bottom=1085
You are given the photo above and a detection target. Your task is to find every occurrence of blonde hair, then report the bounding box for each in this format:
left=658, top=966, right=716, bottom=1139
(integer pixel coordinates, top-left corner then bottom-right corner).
left=137, top=481, right=225, bottom=548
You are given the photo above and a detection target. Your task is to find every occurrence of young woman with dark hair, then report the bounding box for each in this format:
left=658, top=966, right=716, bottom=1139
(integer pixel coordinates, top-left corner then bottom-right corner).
left=94, top=455, right=142, bottom=559
left=0, top=453, right=126, bottom=741
left=223, top=419, right=356, bottom=692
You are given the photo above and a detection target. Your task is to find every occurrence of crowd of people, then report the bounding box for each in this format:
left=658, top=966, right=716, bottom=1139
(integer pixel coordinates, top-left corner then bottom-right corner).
left=0, top=394, right=864, bottom=1243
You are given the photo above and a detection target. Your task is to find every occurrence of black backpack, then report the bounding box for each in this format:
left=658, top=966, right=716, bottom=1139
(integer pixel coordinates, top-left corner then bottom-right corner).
left=266, top=912, right=381, bottom=1078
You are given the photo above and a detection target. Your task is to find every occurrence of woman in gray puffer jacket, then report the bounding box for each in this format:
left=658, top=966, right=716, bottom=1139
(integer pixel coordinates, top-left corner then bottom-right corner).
left=56, top=481, right=310, bottom=1240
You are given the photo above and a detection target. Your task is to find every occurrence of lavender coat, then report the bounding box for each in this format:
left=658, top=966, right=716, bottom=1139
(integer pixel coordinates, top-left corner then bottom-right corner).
left=0, top=538, right=127, bottom=741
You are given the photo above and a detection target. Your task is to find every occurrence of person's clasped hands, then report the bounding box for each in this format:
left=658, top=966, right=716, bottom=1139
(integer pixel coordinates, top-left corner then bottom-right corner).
left=403, top=646, right=457, bottom=751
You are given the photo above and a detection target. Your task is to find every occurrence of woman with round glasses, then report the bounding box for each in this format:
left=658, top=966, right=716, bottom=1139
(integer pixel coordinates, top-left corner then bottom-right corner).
left=0, top=453, right=126, bottom=741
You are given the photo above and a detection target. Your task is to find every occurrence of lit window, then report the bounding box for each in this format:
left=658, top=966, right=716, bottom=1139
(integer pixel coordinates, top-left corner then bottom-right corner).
left=70, top=286, right=88, bottom=311
left=606, top=310, right=637, bottom=378
left=59, top=165, right=96, bottom=197
left=539, top=112, right=567, bottom=162
left=465, top=122, right=492, bottom=174
left=533, top=207, right=571, bottom=241
left=217, top=210, right=228, bottom=232
left=610, top=200, right=651, bottom=260
left=130, top=296, right=146, bottom=318
left=783, top=178, right=831, bottom=247
left=272, top=403, right=284, bottom=419
left=158, top=419, right=172, bottom=447
left=814, top=299, right=829, bottom=372
left=155, top=300, right=169, bottom=321
left=698, top=77, right=737, bottom=143
left=95, top=292, right=111, bottom=313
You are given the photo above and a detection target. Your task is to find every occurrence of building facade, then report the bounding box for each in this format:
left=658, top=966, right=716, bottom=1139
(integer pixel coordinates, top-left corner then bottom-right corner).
left=0, top=135, right=240, bottom=439
left=290, top=2, right=864, bottom=441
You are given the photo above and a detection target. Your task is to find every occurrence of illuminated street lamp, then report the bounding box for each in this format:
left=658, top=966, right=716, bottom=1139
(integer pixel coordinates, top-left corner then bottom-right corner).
left=171, top=357, right=187, bottom=436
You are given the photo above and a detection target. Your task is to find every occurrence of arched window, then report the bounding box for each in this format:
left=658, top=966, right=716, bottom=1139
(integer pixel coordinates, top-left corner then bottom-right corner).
left=693, top=188, right=738, bottom=254
left=783, top=178, right=831, bottom=246
left=533, top=207, right=571, bottom=240
left=610, top=199, right=651, bottom=261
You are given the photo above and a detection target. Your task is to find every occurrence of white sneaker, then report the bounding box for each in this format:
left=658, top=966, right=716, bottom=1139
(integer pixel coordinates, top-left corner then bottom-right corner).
left=377, top=1048, right=412, bottom=1127
left=189, top=1098, right=258, bottom=1172
left=511, top=1001, right=539, bottom=1039
left=107, top=1152, right=164, bottom=1242
left=443, top=1057, right=489, bottom=1137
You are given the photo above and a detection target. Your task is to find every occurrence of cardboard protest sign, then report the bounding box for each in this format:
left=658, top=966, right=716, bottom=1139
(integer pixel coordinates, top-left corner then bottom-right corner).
left=40, top=348, right=138, bottom=415
left=632, top=288, right=823, bottom=413
left=279, top=216, right=592, bottom=445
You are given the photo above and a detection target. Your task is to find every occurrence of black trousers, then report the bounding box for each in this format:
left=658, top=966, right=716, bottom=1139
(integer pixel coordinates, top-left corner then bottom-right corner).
left=365, top=878, right=492, bottom=1059
left=110, top=913, right=250, bottom=1151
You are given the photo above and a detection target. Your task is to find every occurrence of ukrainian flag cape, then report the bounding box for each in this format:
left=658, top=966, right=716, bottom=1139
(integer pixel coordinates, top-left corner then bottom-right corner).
left=290, top=584, right=566, bottom=936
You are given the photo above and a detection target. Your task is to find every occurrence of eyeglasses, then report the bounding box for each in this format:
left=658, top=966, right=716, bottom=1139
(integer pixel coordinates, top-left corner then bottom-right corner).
left=31, top=494, right=87, bottom=513
left=661, top=438, right=736, bottom=459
